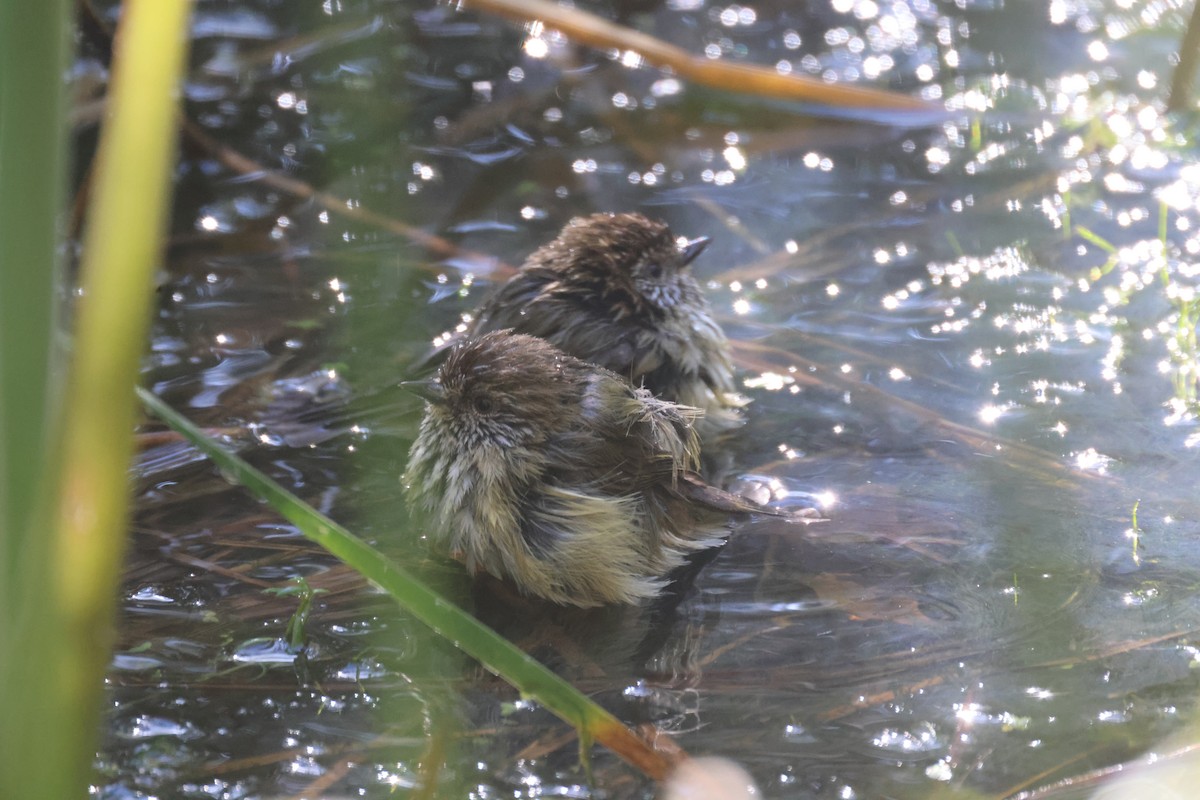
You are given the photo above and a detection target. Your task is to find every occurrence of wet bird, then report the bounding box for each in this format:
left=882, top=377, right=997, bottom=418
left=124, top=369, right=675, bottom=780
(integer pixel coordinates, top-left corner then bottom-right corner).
left=403, top=331, right=795, bottom=607
left=438, top=212, right=746, bottom=439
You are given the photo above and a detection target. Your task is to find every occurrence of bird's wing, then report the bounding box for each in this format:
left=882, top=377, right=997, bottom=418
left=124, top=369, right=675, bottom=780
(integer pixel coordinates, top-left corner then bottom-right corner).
left=564, top=374, right=702, bottom=495
left=411, top=271, right=562, bottom=370
left=471, top=271, right=669, bottom=382
left=470, top=269, right=556, bottom=331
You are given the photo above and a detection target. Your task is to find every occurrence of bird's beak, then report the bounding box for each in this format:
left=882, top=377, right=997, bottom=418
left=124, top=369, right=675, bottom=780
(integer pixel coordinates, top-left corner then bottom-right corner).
left=399, top=378, right=445, bottom=404
left=678, top=236, right=710, bottom=267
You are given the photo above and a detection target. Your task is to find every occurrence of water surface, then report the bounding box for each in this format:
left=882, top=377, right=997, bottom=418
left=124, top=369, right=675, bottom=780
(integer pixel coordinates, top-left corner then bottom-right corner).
left=93, top=0, right=1200, bottom=797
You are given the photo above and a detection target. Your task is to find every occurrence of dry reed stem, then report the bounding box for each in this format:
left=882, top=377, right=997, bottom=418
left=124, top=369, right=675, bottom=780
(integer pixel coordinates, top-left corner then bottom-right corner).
left=467, top=0, right=940, bottom=113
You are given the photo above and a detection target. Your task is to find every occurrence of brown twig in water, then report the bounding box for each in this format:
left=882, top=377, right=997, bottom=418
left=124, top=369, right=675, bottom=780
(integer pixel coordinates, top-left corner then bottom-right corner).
left=816, top=676, right=946, bottom=722
left=996, top=746, right=1107, bottom=800
left=1022, top=628, right=1197, bottom=671
left=181, top=120, right=517, bottom=278
left=516, top=727, right=582, bottom=761
left=465, top=0, right=941, bottom=115
left=411, top=725, right=450, bottom=800
left=691, top=197, right=774, bottom=255
left=1003, top=740, right=1200, bottom=800
left=229, top=15, right=387, bottom=71
left=162, top=551, right=276, bottom=588
left=286, top=754, right=359, bottom=800
left=135, top=428, right=246, bottom=448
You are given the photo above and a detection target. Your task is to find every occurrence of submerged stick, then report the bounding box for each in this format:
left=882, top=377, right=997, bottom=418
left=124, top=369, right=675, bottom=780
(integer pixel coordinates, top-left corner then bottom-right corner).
left=182, top=120, right=514, bottom=277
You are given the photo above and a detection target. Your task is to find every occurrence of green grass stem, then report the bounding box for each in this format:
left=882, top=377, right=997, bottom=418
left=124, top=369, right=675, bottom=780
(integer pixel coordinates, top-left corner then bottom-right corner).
left=0, top=1, right=72, bottom=794
left=1074, top=225, right=1118, bottom=254
left=0, top=3, right=193, bottom=797
left=0, top=3, right=69, bottom=583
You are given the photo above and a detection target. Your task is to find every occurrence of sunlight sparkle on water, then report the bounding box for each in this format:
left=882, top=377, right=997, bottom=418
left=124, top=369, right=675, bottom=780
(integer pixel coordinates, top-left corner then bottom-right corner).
left=925, top=760, right=953, bottom=781
left=620, top=49, right=644, bottom=68
left=745, top=372, right=794, bottom=391
left=955, top=703, right=981, bottom=725
left=523, top=21, right=548, bottom=58
left=1158, top=163, right=1200, bottom=211
left=1073, top=447, right=1112, bottom=472
left=803, top=152, right=834, bottom=171
left=652, top=78, right=683, bottom=96
left=724, top=146, right=747, bottom=170
left=928, top=247, right=1029, bottom=289
left=978, top=404, right=1007, bottom=424
left=376, top=767, right=417, bottom=790
left=926, top=146, right=951, bottom=170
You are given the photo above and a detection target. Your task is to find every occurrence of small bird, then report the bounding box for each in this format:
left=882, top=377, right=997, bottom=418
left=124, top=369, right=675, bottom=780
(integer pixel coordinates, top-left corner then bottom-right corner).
left=441, top=212, right=746, bottom=438
left=403, top=331, right=786, bottom=607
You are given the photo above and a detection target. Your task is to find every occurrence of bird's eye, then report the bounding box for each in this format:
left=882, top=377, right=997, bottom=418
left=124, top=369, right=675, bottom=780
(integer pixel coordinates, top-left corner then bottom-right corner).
left=644, top=262, right=663, bottom=279
left=474, top=395, right=495, bottom=414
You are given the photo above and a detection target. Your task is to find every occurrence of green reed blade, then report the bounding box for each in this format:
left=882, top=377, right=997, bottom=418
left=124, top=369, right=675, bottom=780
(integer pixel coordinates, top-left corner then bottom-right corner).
left=0, top=0, right=71, bottom=793
left=0, top=2, right=68, bottom=586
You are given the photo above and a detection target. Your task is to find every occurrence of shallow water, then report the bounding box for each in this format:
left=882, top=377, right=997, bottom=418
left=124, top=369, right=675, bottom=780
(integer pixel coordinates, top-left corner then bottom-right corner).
left=92, top=0, right=1200, bottom=797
